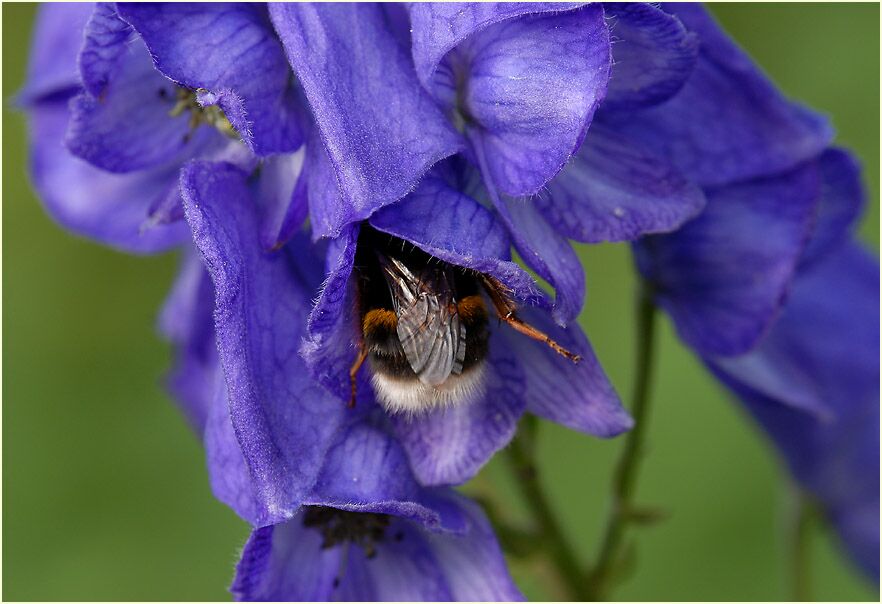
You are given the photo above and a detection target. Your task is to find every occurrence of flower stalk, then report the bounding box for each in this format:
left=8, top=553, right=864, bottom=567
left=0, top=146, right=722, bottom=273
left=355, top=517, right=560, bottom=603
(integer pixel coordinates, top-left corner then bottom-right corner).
left=789, top=485, right=816, bottom=601
left=505, top=415, right=591, bottom=601
left=587, top=285, right=659, bottom=600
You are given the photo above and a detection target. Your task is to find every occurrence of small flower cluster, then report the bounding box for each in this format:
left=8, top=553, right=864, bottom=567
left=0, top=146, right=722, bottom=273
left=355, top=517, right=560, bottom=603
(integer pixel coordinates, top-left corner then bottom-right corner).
left=20, top=2, right=878, bottom=598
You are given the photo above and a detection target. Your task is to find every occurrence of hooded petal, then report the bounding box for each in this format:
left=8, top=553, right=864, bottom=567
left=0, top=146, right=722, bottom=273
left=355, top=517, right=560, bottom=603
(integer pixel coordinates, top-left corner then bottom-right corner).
left=392, top=340, right=526, bottom=486
left=409, top=2, right=586, bottom=85
left=708, top=243, right=880, bottom=581
left=181, top=160, right=345, bottom=525
left=269, top=3, right=462, bottom=238
left=507, top=308, right=632, bottom=437
left=18, top=3, right=92, bottom=105
left=420, top=4, right=610, bottom=196
left=462, top=142, right=583, bottom=324
left=27, top=101, right=188, bottom=253
left=117, top=3, right=306, bottom=155
left=635, top=162, right=820, bottom=357
left=600, top=4, right=833, bottom=187
left=601, top=3, right=698, bottom=111
left=535, top=124, right=705, bottom=243
left=230, top=423, right=484, bottom=600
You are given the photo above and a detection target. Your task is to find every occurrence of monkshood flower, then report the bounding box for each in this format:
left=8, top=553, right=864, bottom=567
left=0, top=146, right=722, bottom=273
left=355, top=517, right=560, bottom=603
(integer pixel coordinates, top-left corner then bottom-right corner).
left=629, top=6, right=879, bottom=581
left=169, top=164, right=522, bottom=600
left=709, top=242, right=880, bottom=582
left=629, top=4, right=862, bottom=364
left=273, top=2, right=707, bottom=324
left=178, top=158, right=631, bottom=518
left=158, top=239, right=519, bottom=602
left=228, top=421, right=522, bottom=601
left=20, top=3, right=186, bottom=252
left=21, top=3, right=309, bottom=253
left=23, top=0, right=644, bottom=513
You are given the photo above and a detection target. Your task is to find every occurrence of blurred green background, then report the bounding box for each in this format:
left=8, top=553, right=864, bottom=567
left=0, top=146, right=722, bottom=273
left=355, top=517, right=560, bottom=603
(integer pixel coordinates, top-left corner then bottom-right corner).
left=3, top=3, right=879, bottom=601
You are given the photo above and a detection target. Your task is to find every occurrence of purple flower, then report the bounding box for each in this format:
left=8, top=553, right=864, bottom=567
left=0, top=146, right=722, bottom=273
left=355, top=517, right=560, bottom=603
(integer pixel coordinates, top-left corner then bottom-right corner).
left=629, top=5, right=861, bottom=360
left=263, top=3, right=708, bottom=325
left=229, top=423, right=522, bottom=601
left=267, top=3, right=463, bottom=240
left=407, top=3, right=708, bottom=323
left=20, top=4, right=187, bottom=253
left=167, top=163, right=522, bottom=598
left=180, top=159, right=632, bottom=510
left=709, top=242, right=880, bottom=581
left=20, top=3, right=308, bottom=253
left=233, top=493, right=522, bottom=602
left=629, top=6, right=878, bottom=580
left=20, top=2, right=877, bottom=597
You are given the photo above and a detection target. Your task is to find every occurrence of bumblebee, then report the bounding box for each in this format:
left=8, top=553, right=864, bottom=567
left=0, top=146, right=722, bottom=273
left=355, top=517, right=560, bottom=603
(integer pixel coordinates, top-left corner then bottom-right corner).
left=349, top=226, right=580, bottom=414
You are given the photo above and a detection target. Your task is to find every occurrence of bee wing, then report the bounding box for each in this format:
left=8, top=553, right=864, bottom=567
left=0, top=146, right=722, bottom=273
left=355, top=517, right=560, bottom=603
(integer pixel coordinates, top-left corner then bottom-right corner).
left=396, top=291, right=467, bottom=386
left=378, top=253, right=468, bottom=385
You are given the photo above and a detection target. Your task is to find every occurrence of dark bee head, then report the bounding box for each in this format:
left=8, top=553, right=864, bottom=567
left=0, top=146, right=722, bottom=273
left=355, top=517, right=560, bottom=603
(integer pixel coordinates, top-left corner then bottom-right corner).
left=354, top=226, right=489, bottom=414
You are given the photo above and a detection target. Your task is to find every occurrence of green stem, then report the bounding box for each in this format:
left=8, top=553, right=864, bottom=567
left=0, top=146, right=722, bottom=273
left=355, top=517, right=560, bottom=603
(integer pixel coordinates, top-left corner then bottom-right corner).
left=505, top=417, right=590, bottom=600
left=587, top=288, right=658, bottom=600
left=790, top=487, right=814, bottom=601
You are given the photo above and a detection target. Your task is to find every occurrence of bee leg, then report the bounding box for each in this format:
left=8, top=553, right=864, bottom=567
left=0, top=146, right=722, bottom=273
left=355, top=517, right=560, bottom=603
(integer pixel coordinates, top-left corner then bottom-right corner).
left=480, top=275, right=582, bottom=363
left=349, top=345, right=369, bottom=408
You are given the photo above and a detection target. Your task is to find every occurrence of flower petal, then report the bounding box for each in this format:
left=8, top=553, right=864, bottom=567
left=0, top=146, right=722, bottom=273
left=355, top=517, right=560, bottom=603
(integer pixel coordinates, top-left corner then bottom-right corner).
left=494, top=196, right=585, bottom=326
left=392, top=341, right=526, bottom=486
left=507, top=308, right=632, bottom=437
left=27, top=102, right=187, bottom=253
left=635, top=162, right=820, bottom=357
left=601, top=4, right=833, bottom=187
left=269, top=3, right=462, bottom=238
left=78, top=3, right=133, bottom=99
left=65, top=34, right=200, bottom=173
left=117, top=3, right=306, bottom=155
left=708, top=243, right=879, bottom=581
left=601, top=3, right=698, bottom=111
left=157, top=251, right=217, bottom=433
left=205, top=375, right=264, bottom=525
left=535, top=123, right=706, bottom=243
left=301, top=129, right=348, bottom=244
left=232, top=521, right=341, bottom=601
left=252, top=150, right=308, bottom=251
left=409, top=2, right=586, bottom=89
left=306, top=420, right=434, bottom=524
left=424, top=493, right=525, bottom=601
left=433, top=4, right=610, bottom=196
left=368, top=171, right=549, bottom=309
left=339, top=524, right=454, bottom=602
left=181, top=160, right=345, bottom=525
left=17, top=3, right=92, bottom=105
left=234, top=517, right=453, bottom=602
left=301, top=224, right=363, bottom=402
left=800, top=148, right=866, bottom=268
